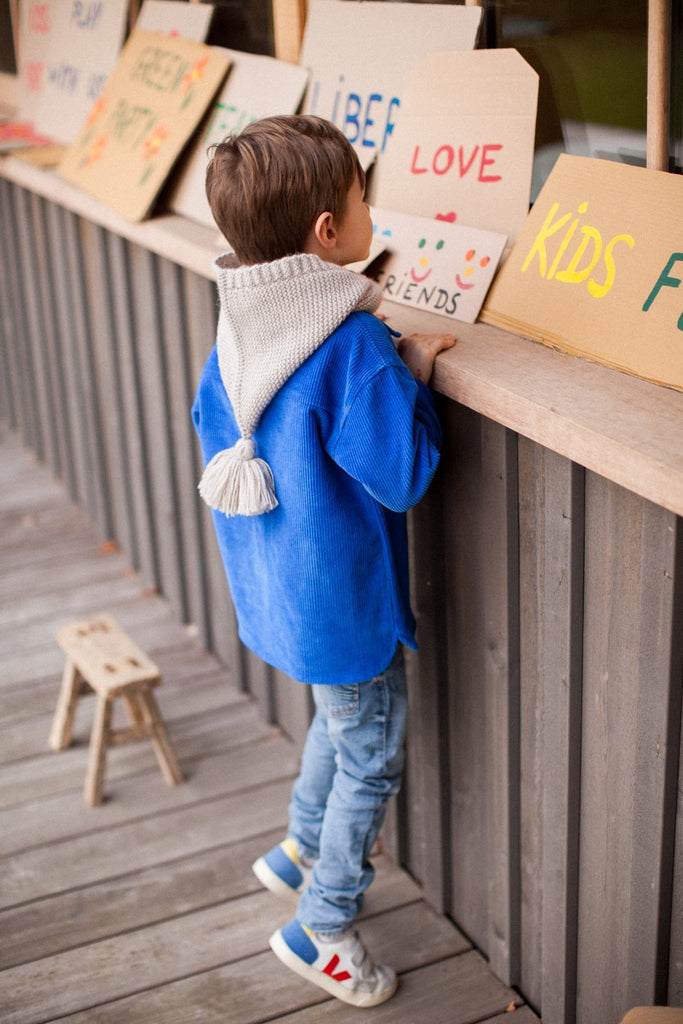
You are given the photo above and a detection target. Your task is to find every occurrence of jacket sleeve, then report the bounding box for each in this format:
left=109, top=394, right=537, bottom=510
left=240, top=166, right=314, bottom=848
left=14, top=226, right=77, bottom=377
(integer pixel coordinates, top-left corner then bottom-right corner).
left=329, top=352, right=443, bottom=513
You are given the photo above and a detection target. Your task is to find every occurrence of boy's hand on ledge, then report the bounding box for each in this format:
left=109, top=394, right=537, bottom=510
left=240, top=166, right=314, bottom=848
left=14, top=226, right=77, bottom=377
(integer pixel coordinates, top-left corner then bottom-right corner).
left=396, top=332, right=456, bottom=385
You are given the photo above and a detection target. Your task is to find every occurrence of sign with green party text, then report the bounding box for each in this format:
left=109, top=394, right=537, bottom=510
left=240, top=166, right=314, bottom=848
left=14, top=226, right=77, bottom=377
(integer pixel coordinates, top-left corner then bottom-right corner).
left=59, top=29, right=230, bottom=221
left=482, top=155, right=683, bottom=391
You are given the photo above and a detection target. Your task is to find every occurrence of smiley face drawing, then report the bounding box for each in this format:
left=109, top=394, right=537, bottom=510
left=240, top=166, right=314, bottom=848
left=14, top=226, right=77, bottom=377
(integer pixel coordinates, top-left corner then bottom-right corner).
left=411, top=237, right=445, bottom=283
left=456, top=249, right=491, bottom=290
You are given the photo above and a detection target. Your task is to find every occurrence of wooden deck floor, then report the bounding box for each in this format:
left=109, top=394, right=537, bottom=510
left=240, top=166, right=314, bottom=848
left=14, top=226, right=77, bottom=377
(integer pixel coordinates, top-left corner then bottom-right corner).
left=0, top=428, right=541, bottom=1024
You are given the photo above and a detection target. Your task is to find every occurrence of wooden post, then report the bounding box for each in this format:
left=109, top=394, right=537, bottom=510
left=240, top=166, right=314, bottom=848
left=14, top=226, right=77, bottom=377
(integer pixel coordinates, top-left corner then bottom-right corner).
left=647, top=0, right=671, bottom=170
left=272, top=0, right=307, bottom=64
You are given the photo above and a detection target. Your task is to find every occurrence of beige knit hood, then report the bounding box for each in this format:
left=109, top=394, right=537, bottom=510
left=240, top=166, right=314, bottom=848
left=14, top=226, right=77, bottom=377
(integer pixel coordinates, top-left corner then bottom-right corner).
left=198, top=252, right=382, bottom=517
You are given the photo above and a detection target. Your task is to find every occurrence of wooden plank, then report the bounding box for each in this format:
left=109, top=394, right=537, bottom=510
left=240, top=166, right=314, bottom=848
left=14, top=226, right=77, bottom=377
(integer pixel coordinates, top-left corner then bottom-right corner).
left=0, top=900, right=468, bottom=1024
left=577, top=476, right=680, bottom=1021
left=262, top=951, right=522, bottom=1024
left=442, top=403, right=489, bottom=954
left=0, top=848, right=422, bottom=970
left=481, top=418, right=521, bottom=985
left=0, top=775, right=294, bottom=908
left=0, top=732, right=297, bottom=858
left=647, top=0, right=671, bottom=171
left=517, top=440, right=584, bottom=1024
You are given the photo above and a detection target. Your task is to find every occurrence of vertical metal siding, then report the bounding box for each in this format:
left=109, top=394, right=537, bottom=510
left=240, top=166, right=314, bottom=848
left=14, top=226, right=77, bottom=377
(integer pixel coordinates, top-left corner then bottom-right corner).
left=3, top=178, right=682, bottom=1024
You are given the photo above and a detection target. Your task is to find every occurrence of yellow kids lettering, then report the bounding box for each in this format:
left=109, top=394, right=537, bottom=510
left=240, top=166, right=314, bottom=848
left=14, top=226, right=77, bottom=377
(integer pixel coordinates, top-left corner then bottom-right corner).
left=521, top=202, right=572, bottom=277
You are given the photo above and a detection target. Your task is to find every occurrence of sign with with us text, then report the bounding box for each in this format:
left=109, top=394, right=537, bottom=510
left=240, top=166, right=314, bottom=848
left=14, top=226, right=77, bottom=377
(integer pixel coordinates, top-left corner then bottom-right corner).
left=482, top=154, right=683, bottom=391
left=19, top=0, right=130, bottom=145
left=298, top=0, right=481, bottom=174
left=59, top=29, right=231, bottom=221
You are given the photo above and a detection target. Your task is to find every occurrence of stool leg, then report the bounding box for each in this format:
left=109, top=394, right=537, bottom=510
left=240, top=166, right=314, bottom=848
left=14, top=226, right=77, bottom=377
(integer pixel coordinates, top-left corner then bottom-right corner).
left=137, top=687, right=184, bottom=786
left=85, top=696, right=112, bottom=806
left=49, top=659, right=84, bottom=751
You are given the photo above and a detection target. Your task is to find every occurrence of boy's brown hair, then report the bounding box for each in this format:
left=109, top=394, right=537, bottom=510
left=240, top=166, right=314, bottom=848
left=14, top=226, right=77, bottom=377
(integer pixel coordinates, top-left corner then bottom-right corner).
left=206, top=114, right=365, bottom=265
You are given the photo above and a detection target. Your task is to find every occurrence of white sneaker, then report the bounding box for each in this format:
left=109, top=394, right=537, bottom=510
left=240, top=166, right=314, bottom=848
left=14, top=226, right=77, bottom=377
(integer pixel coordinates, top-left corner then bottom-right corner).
left=252, top=838, right=313, bottom=904
left=269, top=919, right=398, bottom=1007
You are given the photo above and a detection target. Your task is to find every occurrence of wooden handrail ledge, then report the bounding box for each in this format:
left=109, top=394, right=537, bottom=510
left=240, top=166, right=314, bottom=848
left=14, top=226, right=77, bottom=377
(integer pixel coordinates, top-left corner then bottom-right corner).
left=3, top=153, right=682, bottom=518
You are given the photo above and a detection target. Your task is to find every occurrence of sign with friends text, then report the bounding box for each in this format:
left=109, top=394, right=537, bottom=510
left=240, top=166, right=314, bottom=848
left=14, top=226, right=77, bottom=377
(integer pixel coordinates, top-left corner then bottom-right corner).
left=365, top=208, right=507, bottom=324
left=58, top=29, right=231, bottom=221
left=373, top=49, right=539, bottom=241
left=299, top=0, right=481, bottom=174
left=482, top=155, right=683, bottom=391
left=169, top=50, right=309, bottom=228
left=18, top=0, right=130, bottom=144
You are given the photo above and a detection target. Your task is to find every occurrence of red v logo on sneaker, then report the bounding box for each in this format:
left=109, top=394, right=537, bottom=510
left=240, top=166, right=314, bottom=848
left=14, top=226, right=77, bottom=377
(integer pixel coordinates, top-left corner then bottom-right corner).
left=322, top=954, right=352, bottom=982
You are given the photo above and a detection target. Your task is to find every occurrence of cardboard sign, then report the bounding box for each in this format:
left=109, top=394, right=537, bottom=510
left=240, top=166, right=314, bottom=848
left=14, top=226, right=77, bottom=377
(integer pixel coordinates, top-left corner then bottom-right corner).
left=299, top=0, right=481, bottom=171
left=136, top=0, right=214, bottom=41
left=59, top=29, right=231, bottom=221
left=373, top=49, right=539, bottom=241
left=18, top=0, right=129, bottom=144
left=169, top=50, right=309, bottom=228
left=365, top=208, right=506, bottom=324
left=481, top=154, right=683, bottom=392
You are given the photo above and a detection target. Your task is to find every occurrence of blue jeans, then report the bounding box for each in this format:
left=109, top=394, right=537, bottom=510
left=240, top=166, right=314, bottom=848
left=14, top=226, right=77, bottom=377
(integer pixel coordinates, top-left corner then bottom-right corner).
left=289, top=647, right=408, bottom=938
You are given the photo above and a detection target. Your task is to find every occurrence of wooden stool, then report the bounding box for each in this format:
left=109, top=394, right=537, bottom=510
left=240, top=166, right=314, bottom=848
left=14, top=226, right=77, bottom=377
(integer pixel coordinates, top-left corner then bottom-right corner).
left=49, top=613, right=184, bottom=806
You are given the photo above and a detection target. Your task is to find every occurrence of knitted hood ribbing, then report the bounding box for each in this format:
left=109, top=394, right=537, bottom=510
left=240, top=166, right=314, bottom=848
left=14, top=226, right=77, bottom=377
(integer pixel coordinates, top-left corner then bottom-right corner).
left=197, top=252, right=382, bottom=517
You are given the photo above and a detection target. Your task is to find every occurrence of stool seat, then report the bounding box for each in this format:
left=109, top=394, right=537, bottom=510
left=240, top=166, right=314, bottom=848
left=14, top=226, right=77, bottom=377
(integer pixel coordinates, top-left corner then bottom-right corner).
left=50, top=613, right=184, bottom=806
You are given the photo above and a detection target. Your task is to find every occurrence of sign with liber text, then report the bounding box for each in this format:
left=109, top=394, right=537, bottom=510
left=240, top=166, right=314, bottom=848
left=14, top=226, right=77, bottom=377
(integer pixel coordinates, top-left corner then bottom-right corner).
left=18, top=0, right=129, bottom=144
left=299, top=0, right=481, bottom=174
left=169, top=50, right=309, bottom=228
left=482, top=154, right=683, bottom=391
left=365, top=208, right=507, bottom=324
left=59, top=30, right=231, bottom=221
left=373, top=50, right=538, bottom=241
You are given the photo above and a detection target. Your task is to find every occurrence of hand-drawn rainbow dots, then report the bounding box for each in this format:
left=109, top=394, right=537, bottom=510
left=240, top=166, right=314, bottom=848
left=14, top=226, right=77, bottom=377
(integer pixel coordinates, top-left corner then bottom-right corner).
left=456, top=249, right=491, bottom=290
left=411, top=236, right=445, bottom=283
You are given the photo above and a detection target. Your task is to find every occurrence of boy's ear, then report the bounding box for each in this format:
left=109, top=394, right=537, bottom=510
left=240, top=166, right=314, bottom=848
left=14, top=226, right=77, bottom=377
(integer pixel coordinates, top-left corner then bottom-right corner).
left=312, top=211, right=338, bottom=251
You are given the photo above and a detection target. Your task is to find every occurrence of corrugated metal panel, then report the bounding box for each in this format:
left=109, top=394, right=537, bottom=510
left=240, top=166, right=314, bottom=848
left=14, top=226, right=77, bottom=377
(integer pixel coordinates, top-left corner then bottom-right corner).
left=2, top=178, right=682, bottom=1024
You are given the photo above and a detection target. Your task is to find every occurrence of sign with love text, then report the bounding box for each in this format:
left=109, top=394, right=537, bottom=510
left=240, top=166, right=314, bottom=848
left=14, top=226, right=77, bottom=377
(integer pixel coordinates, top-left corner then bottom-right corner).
left=373, top=49, right=538, bottom=241
left=482, top=155, right=683, bottom=391
left=299, top=0, right=482, bottom=173
left=169, top=50, right=309, bottom=228
left=366, top=208, right=507, bottom=324
left=18, top=0, right=129, bottom=144
left=59, top=29, right=231, bottom=221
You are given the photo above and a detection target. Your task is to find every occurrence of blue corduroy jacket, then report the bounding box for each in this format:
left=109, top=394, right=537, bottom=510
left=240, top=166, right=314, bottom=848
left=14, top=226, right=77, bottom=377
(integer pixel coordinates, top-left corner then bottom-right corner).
left=192, top=310, right=443, bottom=685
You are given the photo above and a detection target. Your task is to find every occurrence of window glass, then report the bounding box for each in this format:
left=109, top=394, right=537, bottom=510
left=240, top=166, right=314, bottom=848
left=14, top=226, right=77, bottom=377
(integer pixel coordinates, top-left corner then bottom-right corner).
left=492, top=0, right=649, bottom=195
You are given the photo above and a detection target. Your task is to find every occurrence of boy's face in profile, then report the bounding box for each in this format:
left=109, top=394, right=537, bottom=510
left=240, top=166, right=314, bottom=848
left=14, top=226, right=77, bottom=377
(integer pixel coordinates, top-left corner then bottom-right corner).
left=334, top=176, right=374, bottom=267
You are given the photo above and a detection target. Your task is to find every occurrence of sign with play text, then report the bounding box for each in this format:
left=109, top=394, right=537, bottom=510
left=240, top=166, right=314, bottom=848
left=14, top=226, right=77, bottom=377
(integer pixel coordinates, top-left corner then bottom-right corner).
left=18, top=0, right=130, bottom=144
left=373, top=49, right=539, bottom=241
left=366, top=208, right=506, bottom=324
left=482, top=155, right=683, bottom=391
left=58, top=29, right=231, bottom=221
left=169, top=50, right=309, bottom=228
left=298, top=0, right=482, bottom=173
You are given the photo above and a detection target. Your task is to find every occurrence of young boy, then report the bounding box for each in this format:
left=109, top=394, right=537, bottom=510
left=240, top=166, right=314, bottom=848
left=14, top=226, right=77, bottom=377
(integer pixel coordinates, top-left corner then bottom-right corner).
left=192, top=114, right=454, bottom=1008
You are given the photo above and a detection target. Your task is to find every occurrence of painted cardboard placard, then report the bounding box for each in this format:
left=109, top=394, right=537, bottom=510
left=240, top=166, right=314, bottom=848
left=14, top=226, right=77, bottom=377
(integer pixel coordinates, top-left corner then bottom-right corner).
left=58, top=29, right=231, bottom=222
left=481, top=154, right=683, bottom=391
left=365, top=207, right=507, bottom=324
left=169, top=49, right=309, bottom=228
left=136, top=0, right=214, bottom=41
left=18, top=0, right=130, bottom=144
left=298, top=0, right=481, bottom=172
left=373, top=49, right=539, bottom=241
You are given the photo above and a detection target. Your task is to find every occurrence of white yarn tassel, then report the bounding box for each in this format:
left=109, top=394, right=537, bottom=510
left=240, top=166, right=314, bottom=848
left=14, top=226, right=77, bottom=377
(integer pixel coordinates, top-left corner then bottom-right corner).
left=198, top=437, right=278, bottom=516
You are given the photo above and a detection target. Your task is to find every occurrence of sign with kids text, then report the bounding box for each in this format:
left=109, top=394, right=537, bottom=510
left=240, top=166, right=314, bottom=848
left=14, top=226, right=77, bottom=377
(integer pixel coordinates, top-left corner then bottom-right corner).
left=299, top=0, right=481, bottom=173
left=18, top=0, right=130, bottom=144
left=373, top=49, right=539, bottom=241
left=59, top=29, right=231, bottom=221
left=366, top=208, right=507, bottom=324
left=482, top=155, right=683, bottom=391
left=169, top=50, right=309, bottom=228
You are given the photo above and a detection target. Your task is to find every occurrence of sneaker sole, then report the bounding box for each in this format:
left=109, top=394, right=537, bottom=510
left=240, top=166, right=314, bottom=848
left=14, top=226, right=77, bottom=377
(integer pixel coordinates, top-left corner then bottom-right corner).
left=252, top=856, right=301, bottom=905
left=269, top=928, right=399, bottom=1008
